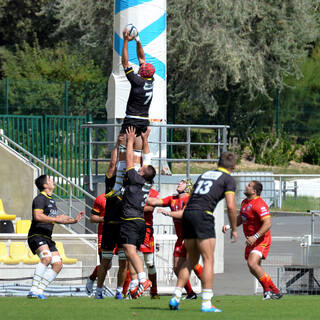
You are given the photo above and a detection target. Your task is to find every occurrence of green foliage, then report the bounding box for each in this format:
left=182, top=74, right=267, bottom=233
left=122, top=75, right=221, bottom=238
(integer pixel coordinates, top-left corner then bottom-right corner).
left=0, top=41, right=106, bottom=118
left=303, top=137, right=320, bottom=165
left=0, top=0, right=58, bottom=48
left=243, top=131, right=298, bottom=166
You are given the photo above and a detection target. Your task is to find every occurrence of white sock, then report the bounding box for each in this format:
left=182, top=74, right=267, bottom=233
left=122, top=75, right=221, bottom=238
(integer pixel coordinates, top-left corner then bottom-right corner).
left=138, top=272, right=147, bottom=283
left=201, top=289, right=213, bottom=308
left=116, top=286, right=122, bottom=293
left=172, top=287, right=183, bottom=302
left=30, top=262, right=48, bottom=294
left=129, top=279, right=139, bottom=291
left=37, top=268, right=57, bottom=294
left=95, top=286, right=103, bottom=296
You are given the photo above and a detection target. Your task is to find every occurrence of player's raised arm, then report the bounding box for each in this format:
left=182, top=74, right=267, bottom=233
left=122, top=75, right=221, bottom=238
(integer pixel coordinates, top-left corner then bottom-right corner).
left=106, top=135, right=121, bottom=178
left=126, top=126, right=136, bottom=170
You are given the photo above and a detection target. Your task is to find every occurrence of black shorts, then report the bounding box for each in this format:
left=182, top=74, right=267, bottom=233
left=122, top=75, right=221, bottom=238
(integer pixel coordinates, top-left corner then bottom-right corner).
left=120, top=117, right=149, bottom=136
left=28, top=235, right=57, bottom=255
left=182, top=210, right=216, bottom=239
left=101, top=223, right=122, bottom=251
left=119, top=219, right=146, bottom=248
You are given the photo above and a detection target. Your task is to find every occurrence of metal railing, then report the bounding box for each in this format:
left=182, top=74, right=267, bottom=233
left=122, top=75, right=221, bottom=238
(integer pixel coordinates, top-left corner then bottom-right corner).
left=81, top=122, right=229, bottom=190
left=0, top=131, right=95, bottom=234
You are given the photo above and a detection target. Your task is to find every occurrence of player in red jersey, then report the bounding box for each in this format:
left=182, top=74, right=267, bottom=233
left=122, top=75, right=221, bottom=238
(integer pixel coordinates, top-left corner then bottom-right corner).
left=85, top=193, right=106, bottom=296
left=223, top=180, right=282, bottom=300
left=147, top=179, right=203, bottom=299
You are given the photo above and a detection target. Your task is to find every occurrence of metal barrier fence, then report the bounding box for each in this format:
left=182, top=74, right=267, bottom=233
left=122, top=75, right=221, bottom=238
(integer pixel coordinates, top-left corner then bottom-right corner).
left=0, top=115, right=89, bottom=197
left=0, top=132, right=95, bottom=234
left=81, top=122, right=229, bottom=190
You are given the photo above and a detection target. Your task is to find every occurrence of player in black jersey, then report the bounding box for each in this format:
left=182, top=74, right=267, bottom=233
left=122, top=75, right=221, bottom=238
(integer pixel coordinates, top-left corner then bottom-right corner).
left=94, top=139, right=129, bottom=299
left=169, top=152, right=238, bottom=313
left=120, top=27, right=155, bottom=136
left=120, top=126, right=156, bottom=299
left=27, top=175, right=84, bottom=299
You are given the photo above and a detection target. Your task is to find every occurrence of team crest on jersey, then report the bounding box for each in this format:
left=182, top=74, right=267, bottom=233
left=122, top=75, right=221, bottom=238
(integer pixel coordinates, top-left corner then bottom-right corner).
left=247, top=204, right=252, bottom=210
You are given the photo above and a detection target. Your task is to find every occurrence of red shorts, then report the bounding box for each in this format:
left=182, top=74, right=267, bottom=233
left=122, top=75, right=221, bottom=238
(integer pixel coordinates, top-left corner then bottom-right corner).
left=245, top=235, right=271, bottom=260
left=173, top=240, right=187, bottom=257
left=139, top=227, right=154, bottom=253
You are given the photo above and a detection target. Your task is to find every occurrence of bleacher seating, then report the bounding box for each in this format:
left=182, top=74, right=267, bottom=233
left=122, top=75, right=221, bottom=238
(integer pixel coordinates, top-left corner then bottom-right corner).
left=0, top=199, right=16, bottom=220
left=3, top=242, right=28, bottom=264
left=55, top=241, right=77, bottom=264
left=0, top=242, right=9, bottom=263
left=16, top=220, right=31, bottom=234
left=0, top=220, right=14, bottom=233
left=23, top=248, right=40, bottom=264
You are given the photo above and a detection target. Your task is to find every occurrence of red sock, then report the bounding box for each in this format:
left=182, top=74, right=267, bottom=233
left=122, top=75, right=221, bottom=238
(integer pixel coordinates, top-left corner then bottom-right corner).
left=258, top=273, right=270, bottom=292
left=266, top=274, right=279, bottom=294
left=193, top=264, right=203, bottom=280
left=184, top=280, right=193, bottom=295
left=89, top=265, right=99, bottom=281
left=122, top=270, right=131, bottom=295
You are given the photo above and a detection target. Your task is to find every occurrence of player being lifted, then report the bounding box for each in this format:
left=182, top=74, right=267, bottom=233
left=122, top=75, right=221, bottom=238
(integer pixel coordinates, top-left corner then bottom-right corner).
left=111, top=25, right=155, bottom=198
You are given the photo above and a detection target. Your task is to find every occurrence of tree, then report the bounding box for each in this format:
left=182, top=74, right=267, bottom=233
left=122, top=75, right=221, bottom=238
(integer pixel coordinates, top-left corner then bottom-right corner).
left=0, top=0, right=58, bottom=48
left=1, top=40, right=106, bottom=118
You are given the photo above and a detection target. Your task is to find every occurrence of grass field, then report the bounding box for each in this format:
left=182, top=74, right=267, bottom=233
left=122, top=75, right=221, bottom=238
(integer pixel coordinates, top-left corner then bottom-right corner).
left=1, top=295, right=320, bottom=320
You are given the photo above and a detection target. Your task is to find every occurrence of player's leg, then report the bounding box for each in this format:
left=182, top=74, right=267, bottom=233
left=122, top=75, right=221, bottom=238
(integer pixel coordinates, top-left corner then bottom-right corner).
left=36, top=250, right=62, bottom=299
left=143, top=252, right=159, bottom=298
left=28, top=241, right=52, bottom=298
left=170, top=239, right=199, bottom=310
left=95, top=253, right=112, bottom=299
left=197, top=237, right=221, bottom=312
left=86, top=252, right=101, bottom=296
left=115, top=251, right=128, bottom=299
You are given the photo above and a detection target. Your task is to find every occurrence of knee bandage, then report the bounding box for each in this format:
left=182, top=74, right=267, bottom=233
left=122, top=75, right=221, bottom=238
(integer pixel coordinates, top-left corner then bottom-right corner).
left=144, top=253, right=156, bottom=275
left=118, top=250, right=127, bottom=261
left=51, top=255, right=62, bottom=264
left=102, top=251, right=114, bottom=259
left=39, top=250, right=52, bottom=260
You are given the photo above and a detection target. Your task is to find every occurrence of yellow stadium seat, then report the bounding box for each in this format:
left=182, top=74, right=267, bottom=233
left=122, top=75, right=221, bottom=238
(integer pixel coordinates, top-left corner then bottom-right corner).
left=23, top=248, right=40, bottom=264
left=55, top=241, right=77, bottom=264
left=0, top=242, right=9, bottom=263
left=16, top=220, right=32, bottom=234
left=3, top=242, right=28, bottom=264
left=0, top=199, right=16, bottom=220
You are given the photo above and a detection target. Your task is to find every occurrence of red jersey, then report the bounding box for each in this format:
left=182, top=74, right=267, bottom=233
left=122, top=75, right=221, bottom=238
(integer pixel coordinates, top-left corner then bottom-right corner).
left=240, top=196, right=271, bottom=239
left=161, top=194, right=190, bottom=240
left=91, top=193, right=106, bottom=244
left=144, top=188, right=159, bottom=226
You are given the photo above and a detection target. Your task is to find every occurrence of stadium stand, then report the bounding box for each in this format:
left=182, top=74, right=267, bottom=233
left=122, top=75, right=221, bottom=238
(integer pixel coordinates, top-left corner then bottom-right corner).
left=15, top=220, right=31, bottom=234
left=3, top=242, right=28, bottom=264
left=0, top=242, right=9, bottom=263
left=55, top=241, right=77, bottom=264
left=0, top=199, right=16, bottom=220
left=23, top=248, right=40, bottom=264
left=0, top=220, right=14, bottom=233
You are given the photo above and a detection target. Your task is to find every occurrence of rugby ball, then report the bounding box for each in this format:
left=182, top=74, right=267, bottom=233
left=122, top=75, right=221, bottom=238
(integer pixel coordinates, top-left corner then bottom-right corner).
left=125, top=24, right=138, bottom=38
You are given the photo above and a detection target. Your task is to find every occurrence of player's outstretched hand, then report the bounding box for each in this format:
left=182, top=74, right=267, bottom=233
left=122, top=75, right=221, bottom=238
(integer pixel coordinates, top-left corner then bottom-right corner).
left=141, top=127, right=151, bottom=141
left=75, top=211, right=85, bottom=222
left=122, top=28, right=135, bottom=41
left=222, top=224, right=230, bottom=233
left=126, top=126, right=136, bottom=143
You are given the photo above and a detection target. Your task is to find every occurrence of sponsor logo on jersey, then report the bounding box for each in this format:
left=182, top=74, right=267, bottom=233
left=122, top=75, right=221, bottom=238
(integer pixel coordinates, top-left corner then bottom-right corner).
left=202, top=171, right=223, bottom=180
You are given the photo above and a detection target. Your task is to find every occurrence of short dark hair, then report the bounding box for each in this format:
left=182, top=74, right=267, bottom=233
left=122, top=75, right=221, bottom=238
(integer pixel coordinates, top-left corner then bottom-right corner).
left=35, top=175, right=48, bottom=191
left=218, top=151, right=237, bottom=170
left=143, top=165, right=156, bottom=183
left=252, top=180, right=263, bottom=196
